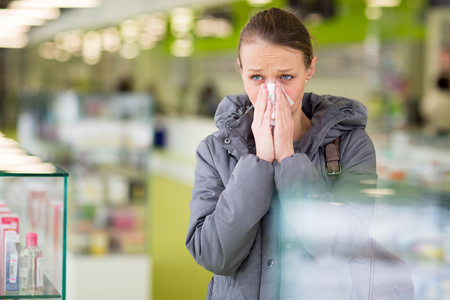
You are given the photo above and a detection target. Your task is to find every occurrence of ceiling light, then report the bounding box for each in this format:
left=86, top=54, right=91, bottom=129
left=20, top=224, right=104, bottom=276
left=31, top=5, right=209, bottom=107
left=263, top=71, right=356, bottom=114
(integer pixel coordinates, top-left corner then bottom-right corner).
left=139, top=33, right=158, bottom=50
left=1, top=24, right=30, bottom=33
left=139, top=13, right=167, bottom=41
left=101, top=28, right=120, bottom=52
left=247, top=0, right=272, bottom=7
left=55, top=48, right=71, bottom=62
left=170, top=8, right=194, bottom=37
left=120, top=42, right=140, bottom=59
left=0, top=31, right=24, bottom=38
left=64, top=30, right=84, bottom=55
left=13, top=0, right=102, bottom=8
left=0, top=14, right=46, bottom=26
left=120, top=19, right=140, bottom=41
left=0, top=34, right=27, bottom=48
left=8, top=2, right=60, bottom=19
left=171, top=36, right=193, bottom=57
left=366, top=0, right=401, bottom=7
left=82, top=31, right=102, bottom=64
left=194, top=17, right=233, bottom=38
left=39, top=42, right=56, bottom=59
left=10, top=8, right=59, bottom=20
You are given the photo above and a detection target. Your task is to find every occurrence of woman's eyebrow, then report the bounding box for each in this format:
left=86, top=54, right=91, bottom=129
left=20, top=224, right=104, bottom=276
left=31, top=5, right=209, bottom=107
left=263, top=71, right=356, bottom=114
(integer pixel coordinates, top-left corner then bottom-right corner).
left=247, top=68, right=263, bottom=72
left=278, top=68, right=296, bottom=72
left=246, top=68, right=296, bottom=73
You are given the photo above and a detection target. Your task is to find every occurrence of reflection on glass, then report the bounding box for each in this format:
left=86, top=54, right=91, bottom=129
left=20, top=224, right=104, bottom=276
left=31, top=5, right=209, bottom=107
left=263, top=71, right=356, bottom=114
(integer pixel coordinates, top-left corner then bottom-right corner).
left=279, top=181, right=418, bottom=299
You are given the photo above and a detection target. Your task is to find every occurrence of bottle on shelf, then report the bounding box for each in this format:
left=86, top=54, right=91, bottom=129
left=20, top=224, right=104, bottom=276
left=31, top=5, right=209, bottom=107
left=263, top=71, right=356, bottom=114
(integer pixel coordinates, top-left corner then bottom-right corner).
left=19, top=233, right=44, bottom=293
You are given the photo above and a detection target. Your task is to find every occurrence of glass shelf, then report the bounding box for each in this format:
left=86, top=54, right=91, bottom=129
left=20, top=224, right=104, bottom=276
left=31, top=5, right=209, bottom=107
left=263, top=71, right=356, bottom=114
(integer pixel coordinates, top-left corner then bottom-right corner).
left=0, top=276, right=61, bottom=299
left=0, top=167, right=68, bottom=178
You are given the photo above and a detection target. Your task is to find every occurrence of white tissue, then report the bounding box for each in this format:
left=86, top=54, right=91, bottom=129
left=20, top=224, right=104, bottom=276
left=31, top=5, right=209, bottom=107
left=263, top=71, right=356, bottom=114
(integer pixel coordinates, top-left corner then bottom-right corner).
left=266, top=83, right=294, bottom=126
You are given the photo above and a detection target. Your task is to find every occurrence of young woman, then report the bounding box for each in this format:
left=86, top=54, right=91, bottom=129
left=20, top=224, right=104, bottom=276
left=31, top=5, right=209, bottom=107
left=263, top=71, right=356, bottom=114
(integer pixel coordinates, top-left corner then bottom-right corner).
left=186, top=7, right=413, bottom=299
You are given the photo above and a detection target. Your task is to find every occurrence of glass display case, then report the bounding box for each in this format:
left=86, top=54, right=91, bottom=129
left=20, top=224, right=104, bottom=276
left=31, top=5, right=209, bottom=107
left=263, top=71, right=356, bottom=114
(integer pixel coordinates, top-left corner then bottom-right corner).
left=371, top=130, right=450, bottom=299
left=0, top=135, right=67, bottom=300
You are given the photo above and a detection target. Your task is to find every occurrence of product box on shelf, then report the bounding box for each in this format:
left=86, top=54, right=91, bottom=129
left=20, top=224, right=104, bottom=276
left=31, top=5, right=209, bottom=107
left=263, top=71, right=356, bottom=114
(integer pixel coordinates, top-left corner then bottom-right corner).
left=3, top=231, right=19, bottom=293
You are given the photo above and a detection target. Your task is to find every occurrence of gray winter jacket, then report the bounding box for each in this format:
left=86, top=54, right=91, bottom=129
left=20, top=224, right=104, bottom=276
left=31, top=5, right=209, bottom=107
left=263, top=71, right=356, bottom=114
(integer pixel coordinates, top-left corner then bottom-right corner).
left=186, top=92, right=414, bottom=299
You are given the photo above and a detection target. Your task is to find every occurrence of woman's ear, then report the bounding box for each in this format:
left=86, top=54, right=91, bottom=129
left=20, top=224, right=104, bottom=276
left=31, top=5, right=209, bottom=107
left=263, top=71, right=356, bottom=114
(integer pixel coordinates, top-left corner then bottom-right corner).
left=237, top=58, right=243, bottom=78
left=307, top=56, right=317, bottom=79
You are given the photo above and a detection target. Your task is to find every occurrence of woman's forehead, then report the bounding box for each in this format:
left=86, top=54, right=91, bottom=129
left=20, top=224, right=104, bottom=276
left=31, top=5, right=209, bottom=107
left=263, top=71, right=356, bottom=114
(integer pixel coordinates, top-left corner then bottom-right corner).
left=240, top=42, right=305, bottom=70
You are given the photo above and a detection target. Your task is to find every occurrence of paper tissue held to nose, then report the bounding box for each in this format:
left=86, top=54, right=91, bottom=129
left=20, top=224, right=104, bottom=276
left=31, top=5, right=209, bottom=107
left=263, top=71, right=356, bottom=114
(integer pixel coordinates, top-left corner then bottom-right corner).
left=266, top=83, right=295, bottom=126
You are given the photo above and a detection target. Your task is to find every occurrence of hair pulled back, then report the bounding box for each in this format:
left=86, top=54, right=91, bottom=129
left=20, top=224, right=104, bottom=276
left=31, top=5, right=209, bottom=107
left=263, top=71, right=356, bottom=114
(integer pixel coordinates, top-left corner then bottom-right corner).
left=238, top=7, right=314, bottom=69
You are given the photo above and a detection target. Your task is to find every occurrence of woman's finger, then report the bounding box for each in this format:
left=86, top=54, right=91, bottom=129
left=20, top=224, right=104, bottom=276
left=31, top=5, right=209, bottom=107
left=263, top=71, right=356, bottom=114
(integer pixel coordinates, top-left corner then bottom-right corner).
left=254, top=83, right=268, bottom=127
left=253, top=84, right=263, bottom=124
left=263, top=99, right=272, bottom=126
left=260, top=84, right=269, bottom=125
left=275, top=83, right=288, bottom=125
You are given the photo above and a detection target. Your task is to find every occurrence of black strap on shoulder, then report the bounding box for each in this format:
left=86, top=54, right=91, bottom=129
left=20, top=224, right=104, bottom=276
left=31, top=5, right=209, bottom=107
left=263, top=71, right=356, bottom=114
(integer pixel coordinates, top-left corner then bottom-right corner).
left=325, top=137, right=341, bottom=176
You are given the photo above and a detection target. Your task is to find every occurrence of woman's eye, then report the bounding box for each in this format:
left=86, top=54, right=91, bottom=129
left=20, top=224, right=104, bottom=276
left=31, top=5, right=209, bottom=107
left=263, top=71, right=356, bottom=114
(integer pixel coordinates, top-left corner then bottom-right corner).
left=281, top=75, right=292, bottom=80
left=251, top=75, right=263, bottom=81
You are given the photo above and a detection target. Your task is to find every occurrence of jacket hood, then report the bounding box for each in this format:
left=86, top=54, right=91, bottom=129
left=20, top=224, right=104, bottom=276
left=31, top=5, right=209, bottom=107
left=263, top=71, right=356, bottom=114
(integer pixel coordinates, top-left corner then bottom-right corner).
left=214, top=92, right=368, bottom=160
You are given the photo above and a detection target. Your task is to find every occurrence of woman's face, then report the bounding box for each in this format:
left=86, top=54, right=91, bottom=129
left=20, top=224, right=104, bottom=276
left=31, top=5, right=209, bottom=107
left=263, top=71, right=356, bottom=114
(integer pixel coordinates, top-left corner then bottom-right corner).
left=238, top=39, right=316, bottom=117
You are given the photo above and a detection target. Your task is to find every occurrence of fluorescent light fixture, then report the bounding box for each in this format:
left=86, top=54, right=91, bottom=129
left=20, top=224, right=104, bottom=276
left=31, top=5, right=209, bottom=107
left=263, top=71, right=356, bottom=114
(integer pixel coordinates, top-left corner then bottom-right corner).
left=171, top=37, right=193, bottom=57
left=55, top=48, right=71, bottom=62
left=82, top=31, right=102, bottom=65
left=0, top=37, right=27, bottom=48
left=1, top=24, right=30, bottom=33
left=139, top=33, right=158, bottom=50
left=170, top=8, right=194, bottom=37
left=247, top=0, right=272, bottom=6
left=7, top=7, right=60, bottom=20
left=120, top=19, right=140, bottom=41
left=0, top=31, right=25, bottom=39
left=0, top=14, right=45, bottom=26
left=101, top=28, right=120, bottom=52
left=62, top=30, right=83, bottom=55
left=366, top=0, right=401, bottom=7
left=39, top=42, right=56, bottom=59
left=140, top=13, right=167, bottom=40
left=13, top=0, right=102, bottom=8
left=120, top=41, right=140, bottom=59
left=194, top=17, right=233, bottom=38
left=9, top=2, right=60, bottom=19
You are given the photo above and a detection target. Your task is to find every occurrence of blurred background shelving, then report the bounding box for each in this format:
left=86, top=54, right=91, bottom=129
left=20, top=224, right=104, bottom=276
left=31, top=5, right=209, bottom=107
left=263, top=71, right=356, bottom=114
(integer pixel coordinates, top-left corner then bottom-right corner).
left=17, top=92, right=153, bottom=300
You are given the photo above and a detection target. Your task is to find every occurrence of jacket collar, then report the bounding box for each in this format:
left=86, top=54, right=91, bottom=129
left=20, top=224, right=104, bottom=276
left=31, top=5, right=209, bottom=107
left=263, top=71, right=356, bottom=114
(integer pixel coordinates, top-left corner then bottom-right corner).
left=214, top=93, right=255, bottom=160
left=214, top=92, right=368, bottom=161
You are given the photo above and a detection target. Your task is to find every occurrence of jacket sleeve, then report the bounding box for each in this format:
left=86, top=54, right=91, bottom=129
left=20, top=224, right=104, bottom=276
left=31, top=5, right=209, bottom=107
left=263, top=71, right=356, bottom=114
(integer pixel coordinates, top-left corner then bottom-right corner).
left=274, top=129, right=377, bottom=267
left=186, top=139, right=274, bottom=275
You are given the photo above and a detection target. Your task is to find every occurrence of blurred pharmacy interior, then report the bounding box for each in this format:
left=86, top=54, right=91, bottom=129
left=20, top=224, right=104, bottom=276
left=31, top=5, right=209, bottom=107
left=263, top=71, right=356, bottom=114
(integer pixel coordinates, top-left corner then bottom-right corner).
left=0, top=0, right=449, bottom=299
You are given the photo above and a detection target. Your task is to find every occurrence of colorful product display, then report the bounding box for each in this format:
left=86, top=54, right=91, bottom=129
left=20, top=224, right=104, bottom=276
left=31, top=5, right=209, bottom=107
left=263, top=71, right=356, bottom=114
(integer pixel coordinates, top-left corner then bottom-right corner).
left=0, top=198, right=49, bottom=295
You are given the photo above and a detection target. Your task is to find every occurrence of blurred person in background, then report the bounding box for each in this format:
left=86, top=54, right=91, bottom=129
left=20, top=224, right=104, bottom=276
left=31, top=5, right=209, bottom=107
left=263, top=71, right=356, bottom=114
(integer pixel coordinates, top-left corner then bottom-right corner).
left=198, top=82, right=221, bottom=117
left=422, top=71, right=450, bottom=134
left=186, top=7, right=414, bottom=299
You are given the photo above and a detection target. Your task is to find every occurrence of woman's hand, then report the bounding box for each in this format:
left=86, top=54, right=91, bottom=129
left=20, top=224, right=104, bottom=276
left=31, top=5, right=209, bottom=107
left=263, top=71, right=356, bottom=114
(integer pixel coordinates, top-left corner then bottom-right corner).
left=273, top=83, right=295, bottom=163
left=251, top=84, right=275, bottom=163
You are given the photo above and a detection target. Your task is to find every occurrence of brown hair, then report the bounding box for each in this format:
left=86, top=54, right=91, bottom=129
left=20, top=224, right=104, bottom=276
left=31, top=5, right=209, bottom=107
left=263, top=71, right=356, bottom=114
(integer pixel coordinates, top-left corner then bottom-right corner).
left=238, top=7, right=315, bottom=69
